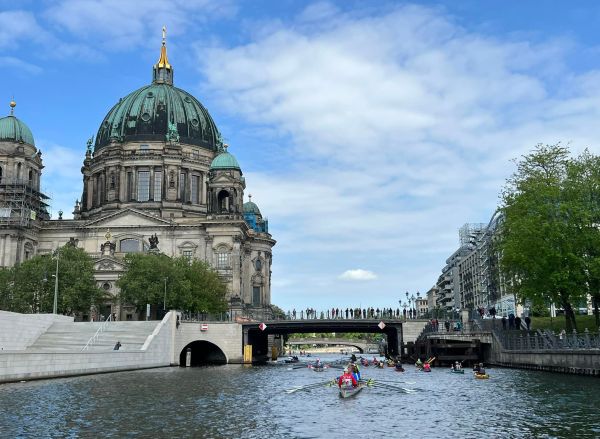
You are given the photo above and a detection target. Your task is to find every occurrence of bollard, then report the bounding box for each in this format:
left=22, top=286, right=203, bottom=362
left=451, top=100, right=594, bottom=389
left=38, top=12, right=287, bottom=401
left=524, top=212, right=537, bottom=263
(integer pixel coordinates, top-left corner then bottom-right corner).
left=185, top=347, right=191, bottom=367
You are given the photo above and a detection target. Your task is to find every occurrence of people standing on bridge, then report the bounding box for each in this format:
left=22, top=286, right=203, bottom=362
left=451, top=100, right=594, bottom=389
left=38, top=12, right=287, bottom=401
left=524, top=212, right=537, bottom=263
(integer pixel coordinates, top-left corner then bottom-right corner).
left=508, top=313, right=515, bottom=329
left=525, top=315, right=531, bottom=331
left=292, top=309, right=297, bottom=319
left=444, top=320, right=450, bottom=332
left=501, top=316, right=507, bottom=330
left=113, top=341, right=121, bottom=350
left=515, top=315, right=522, bottom=330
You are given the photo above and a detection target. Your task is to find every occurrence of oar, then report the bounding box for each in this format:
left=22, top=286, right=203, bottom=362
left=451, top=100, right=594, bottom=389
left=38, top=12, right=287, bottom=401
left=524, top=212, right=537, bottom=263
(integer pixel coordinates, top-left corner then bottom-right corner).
left=285, top=379, right=335, bottom=394
left=368, top=381, right=417, bottom=394
left=364, top=378, right=415, bottom=385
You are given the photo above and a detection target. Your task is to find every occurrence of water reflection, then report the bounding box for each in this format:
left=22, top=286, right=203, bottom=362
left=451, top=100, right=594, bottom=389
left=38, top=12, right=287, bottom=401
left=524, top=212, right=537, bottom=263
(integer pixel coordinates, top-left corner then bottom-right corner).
left=0, top=355, right=599, bottom=438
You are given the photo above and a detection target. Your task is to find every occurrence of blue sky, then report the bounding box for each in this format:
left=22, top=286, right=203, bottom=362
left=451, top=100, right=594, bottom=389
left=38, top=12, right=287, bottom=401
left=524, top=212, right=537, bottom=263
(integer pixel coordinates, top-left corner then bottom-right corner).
left=3, top=1, right=600, bottom=312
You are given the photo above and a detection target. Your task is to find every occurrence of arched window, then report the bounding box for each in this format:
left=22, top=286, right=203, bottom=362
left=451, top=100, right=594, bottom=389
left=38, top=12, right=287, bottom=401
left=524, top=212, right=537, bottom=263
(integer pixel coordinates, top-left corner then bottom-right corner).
left=120, top=238, right=142, bottom=253
left=28, top=169, right=33, bottom=183
left=216, top=247, right=231, bottom=269
left=217, top=190, right=230, bottom=213
left=255, top=258, right=262, bottom=271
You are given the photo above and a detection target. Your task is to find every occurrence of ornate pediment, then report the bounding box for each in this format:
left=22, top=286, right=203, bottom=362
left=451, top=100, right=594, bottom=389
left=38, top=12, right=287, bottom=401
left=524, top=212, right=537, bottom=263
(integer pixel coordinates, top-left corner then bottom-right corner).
left=94, top=257, right=127, bottom=272
left=83, top=208, right=172, bottom=228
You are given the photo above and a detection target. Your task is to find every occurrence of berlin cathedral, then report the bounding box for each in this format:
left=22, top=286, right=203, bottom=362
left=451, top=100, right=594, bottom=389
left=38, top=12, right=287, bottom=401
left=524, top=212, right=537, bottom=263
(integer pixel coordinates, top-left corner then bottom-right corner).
left=0, top=31, right=275, bottom=320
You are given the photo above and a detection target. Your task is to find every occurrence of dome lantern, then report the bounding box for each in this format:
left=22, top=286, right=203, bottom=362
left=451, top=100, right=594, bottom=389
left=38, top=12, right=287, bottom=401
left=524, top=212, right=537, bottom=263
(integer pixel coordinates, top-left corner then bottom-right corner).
left=153, top=26, right=173, bottom=85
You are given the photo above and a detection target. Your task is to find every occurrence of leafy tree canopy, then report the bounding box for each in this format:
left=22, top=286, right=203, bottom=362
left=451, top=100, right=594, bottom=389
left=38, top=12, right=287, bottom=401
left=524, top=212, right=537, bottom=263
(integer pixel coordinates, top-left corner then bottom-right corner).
left=0, top=245, right=103, bottom=315
left=117, top=254, right=228, bottom=314
left=498, top=144, right=600, bottom=331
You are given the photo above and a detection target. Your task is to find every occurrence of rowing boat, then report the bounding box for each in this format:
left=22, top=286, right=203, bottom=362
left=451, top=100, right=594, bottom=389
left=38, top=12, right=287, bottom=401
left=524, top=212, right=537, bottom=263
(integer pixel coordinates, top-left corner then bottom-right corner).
left=339, top=383, right=364, bottom=398
left=474, top=373, right=489, bottom=379
left=450, top=369, right=465, bottom=374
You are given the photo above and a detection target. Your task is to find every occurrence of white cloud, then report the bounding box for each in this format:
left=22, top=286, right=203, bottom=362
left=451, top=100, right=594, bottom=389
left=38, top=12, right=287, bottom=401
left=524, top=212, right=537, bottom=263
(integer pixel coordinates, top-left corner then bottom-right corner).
left=44, top=0, right=237, bottom=51
left=195, top=4, right=600, bottom=309
left=338, top=269, right=378, bottom=281
left=38, top=142, right=83, bottom=219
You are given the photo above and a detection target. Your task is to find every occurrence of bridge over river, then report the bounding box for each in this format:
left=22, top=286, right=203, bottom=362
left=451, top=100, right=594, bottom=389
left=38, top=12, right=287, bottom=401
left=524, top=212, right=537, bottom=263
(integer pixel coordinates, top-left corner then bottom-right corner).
left=177, top=318, right=429, bottom=365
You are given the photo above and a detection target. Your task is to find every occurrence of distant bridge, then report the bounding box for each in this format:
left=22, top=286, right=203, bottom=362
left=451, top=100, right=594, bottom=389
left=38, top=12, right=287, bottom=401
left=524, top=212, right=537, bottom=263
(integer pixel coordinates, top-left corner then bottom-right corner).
left=286, top=338, right=380, bottom=353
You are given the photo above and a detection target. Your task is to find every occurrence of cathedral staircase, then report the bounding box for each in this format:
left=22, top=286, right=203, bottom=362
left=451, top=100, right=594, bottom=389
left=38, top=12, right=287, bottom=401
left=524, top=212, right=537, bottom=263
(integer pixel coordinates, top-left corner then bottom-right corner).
left=27, top=321, right=160, bottom=352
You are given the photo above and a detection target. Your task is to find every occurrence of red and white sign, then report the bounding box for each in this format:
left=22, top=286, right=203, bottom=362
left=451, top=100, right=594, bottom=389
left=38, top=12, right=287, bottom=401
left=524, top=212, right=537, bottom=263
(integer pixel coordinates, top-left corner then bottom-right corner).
left=258, top=323, right=267, bottom=331
left=200, top=323, right=209, bottom=331
left=378, top=321, right=386, bottom=330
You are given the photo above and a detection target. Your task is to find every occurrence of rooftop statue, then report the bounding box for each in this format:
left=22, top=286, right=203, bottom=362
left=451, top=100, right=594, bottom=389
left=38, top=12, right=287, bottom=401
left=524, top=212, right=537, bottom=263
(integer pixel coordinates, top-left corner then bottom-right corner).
left=166, top=121, right=180, bottom=143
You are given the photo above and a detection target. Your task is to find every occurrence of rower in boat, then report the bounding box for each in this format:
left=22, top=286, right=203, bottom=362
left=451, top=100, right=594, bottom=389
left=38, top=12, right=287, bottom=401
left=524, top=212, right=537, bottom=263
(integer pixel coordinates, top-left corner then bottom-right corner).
left=338, top=367, right=358, bottom=388
left=394, top=359, right=405, bottom=372
left=422, top=362, right=432, bottom=372
left=350, top=362, right=361, bottom=381
left=415, top=358, right=423, bottom=369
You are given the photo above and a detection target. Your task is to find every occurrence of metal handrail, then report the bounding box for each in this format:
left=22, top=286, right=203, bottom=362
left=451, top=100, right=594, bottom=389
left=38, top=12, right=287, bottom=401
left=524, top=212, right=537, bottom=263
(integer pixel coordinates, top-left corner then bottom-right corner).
left=81, top=314, right=112, bottom=351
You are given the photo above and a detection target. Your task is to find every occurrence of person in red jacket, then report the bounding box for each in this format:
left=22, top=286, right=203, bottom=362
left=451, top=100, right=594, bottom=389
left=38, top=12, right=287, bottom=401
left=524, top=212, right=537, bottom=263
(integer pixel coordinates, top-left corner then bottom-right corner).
left=338, top=367, right=358, bottom=388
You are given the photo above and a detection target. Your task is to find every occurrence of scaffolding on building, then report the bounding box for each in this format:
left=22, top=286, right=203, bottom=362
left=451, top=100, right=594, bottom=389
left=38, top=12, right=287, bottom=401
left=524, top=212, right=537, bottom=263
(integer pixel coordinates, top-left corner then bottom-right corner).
left=458, top=223, right=486, bottom=247
left=0, top=178, right=50, bottom=228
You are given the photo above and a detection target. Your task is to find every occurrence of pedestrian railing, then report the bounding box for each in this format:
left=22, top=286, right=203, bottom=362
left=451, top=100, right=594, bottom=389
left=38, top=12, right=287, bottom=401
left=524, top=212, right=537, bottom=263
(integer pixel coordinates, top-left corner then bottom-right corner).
left=81, top=314, right=112, bottom=351
left=497, top=329, right=600, bottom=351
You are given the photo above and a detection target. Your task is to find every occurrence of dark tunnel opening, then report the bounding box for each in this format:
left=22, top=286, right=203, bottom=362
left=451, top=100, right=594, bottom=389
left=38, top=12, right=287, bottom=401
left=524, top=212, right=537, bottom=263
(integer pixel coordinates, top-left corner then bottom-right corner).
left=179, top=340, right=227, bottom=366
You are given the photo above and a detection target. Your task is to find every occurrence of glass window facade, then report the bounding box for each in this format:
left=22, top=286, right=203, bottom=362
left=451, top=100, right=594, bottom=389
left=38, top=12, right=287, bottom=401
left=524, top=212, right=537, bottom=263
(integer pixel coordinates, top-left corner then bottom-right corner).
left=137, top=171, right=150, bottom=201
left=154, top=170, right=162, bottom=201
left=191, top=175, right=200, bottom=204
left=253, top=286, right=261, bottom=305
left=217, top=252, right=230, bottom=269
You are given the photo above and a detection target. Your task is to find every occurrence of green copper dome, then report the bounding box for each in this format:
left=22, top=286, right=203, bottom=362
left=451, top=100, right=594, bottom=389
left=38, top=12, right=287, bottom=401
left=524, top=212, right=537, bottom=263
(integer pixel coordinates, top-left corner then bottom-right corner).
left=95, top=83, right=220, bottom=150
left=210, top=150, right=241, bottom=170
left=0, top=115, right=35, bottom=146
left=243, top=201, right=261, bottom=215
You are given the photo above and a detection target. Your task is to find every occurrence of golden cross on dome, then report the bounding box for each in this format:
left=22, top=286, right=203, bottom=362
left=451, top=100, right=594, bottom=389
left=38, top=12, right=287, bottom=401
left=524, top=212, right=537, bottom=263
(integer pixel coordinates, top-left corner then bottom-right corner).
left=162, top=26, right=166, bottom=45
left=249, top=194, right=252, bottom=201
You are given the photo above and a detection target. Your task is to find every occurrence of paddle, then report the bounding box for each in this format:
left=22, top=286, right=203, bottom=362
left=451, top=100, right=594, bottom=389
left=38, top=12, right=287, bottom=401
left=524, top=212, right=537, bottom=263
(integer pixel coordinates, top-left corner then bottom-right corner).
left=285, top=379, right=335, bottom=394
left=364, top=378, right=416, bottom=385
left=367, top=381, right=417, bottom=394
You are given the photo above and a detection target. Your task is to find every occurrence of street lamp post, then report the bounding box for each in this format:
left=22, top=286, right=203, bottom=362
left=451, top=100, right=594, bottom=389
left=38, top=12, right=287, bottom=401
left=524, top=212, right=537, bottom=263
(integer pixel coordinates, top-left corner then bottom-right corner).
left=52, top=250, right=59, bottom=314
left=163, top=277, right=168, bottom=312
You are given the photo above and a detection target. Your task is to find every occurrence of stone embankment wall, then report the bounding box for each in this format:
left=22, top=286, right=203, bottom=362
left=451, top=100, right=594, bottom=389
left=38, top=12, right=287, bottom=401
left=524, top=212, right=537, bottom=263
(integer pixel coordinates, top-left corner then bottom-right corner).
left=488, top=333, right=600, bottom=376
left=0, top=312, right=177, bottom=384
left=0, top=311, right=73, bottom=351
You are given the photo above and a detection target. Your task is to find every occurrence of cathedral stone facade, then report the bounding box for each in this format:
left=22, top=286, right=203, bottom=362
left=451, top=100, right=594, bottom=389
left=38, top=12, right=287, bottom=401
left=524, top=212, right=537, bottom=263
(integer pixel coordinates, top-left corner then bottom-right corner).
left=0, top=34, right=275, bottom=320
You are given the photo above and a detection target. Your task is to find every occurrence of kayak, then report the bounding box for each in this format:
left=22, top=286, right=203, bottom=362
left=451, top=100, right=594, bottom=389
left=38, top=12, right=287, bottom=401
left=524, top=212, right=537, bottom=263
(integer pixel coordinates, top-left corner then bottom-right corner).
left=450, top=369, right=465, bottom=374
left=339, top=383, right=363, bottom=398
left=474, top=373, right=489, bottom=379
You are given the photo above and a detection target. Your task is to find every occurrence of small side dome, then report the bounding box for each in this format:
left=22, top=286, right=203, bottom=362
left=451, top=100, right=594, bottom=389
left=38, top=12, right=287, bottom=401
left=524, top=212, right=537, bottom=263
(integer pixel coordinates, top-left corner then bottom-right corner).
left=0, top=101, right=35, bottom=146
left=210, top=145, right=241, bottom=171
left=243, top=201, right=261, bottom=215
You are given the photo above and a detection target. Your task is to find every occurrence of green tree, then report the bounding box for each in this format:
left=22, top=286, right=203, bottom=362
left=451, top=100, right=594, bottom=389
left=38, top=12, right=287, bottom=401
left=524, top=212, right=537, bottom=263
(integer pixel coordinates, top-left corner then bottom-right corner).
left=5, top=246, right=102, bottom=315
left=117, top=254, right=228, bottom=314
left=566, top=150, right=600, bottom=327
left=117, top=253, right=173, bottom=314
left=498, top=144, right=589, bottom=332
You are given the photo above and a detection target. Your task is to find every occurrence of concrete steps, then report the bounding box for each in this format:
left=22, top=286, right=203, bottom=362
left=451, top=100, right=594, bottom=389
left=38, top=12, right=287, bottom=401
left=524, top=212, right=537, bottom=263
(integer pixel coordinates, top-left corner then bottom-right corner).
left=28, top=321, right=159, bottom=352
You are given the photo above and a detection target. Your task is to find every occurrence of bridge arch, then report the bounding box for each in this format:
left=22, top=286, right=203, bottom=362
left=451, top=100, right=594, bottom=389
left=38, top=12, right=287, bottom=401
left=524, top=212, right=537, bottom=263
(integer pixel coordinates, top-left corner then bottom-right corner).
left=179, top=340, right=227, bottom=366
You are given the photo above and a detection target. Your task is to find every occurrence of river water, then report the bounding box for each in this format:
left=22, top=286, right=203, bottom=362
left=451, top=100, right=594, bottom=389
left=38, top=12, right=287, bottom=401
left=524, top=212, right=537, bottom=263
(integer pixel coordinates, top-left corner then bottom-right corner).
left=0, top=354, right=599, bottom=439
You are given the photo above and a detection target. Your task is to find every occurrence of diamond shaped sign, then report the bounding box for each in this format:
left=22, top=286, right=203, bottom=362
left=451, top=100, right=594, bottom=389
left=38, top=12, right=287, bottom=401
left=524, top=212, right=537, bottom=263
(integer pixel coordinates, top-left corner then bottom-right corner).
left=378, top=321, right=386, bottom=330
left=259, top=322, right=267, bottom=331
